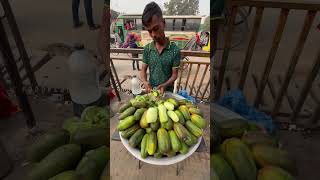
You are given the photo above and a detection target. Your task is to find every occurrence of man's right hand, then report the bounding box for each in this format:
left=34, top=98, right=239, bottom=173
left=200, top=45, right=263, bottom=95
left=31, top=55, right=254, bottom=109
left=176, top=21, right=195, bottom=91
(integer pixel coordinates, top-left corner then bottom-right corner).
left=143, top=82, right=152, bottom=93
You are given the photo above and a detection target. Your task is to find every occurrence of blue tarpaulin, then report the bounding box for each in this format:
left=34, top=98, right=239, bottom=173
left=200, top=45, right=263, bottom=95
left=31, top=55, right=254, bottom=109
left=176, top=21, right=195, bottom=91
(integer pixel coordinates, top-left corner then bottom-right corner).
left=217, top=89, right=275, bottom=135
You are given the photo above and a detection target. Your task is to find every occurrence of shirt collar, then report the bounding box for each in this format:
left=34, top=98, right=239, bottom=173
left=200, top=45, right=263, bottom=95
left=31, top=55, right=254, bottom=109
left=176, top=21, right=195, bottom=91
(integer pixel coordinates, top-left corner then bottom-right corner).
left=150, top=38, right=171, bottom=51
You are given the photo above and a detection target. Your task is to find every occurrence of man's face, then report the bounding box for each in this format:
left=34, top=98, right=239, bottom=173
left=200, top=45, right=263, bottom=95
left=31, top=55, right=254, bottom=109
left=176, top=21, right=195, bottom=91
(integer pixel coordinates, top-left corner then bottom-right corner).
left=144, top=15, right=165, bottom=43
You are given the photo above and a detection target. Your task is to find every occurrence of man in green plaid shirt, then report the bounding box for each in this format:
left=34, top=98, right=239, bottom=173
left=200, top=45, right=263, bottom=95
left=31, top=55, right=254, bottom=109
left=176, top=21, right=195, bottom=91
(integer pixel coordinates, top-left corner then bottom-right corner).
left=140, top=2, right=180, bottom=94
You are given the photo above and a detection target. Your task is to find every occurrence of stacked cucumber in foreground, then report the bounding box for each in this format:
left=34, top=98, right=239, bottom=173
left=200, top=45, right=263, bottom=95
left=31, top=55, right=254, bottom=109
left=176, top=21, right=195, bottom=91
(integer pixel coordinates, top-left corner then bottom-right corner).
left=27, top=106, right=109, bottom=180
left=211, top=118, right=296, bottom=180
left=118, top=91, right=207, bottom=159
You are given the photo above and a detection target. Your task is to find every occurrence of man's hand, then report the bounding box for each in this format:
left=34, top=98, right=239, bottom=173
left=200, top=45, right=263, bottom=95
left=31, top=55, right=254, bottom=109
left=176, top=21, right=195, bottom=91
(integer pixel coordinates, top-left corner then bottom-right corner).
left=157, top=84, right=166, bottom=95
left=143, top=81, right=152, bottom=93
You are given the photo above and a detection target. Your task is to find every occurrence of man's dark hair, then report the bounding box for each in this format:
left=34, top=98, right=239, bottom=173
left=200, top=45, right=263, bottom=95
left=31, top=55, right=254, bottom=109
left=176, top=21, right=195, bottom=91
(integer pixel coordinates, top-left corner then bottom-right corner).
left=142, top=2, right=163, bottom=26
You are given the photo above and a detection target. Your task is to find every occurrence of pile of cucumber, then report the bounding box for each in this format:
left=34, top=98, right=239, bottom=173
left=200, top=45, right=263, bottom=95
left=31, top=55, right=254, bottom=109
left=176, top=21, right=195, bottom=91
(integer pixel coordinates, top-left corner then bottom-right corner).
left=118, top=91, right=207, bottom=159
left=27, top=106, right=109, bottom=180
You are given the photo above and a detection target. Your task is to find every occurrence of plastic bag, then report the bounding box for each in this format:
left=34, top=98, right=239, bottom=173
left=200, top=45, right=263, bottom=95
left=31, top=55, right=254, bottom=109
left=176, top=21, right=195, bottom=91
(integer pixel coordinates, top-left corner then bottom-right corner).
left=217, top=89, right=275, bottom=135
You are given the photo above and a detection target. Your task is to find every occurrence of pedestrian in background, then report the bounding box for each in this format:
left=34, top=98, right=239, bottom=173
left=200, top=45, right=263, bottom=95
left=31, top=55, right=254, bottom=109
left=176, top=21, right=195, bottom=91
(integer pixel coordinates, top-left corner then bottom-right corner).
left=123, top=33, right=140, bottom=71
left=72, top=0, right=100, bottom=30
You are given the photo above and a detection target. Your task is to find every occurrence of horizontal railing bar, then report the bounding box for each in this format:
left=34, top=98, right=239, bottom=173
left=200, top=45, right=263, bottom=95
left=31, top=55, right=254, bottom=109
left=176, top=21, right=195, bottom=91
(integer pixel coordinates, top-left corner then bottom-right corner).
left=110, top=48, right=210, bottom=57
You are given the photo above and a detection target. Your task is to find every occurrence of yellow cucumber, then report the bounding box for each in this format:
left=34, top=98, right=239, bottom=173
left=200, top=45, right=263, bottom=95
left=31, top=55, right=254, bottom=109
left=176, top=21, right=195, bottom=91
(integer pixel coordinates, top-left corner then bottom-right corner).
left=140, top=134, right=149, bottom=158
left=146, top=107, right=158, bottom=123
left=158, top=104, right=168, bottom=123
left=147, top=132, right=157, bottom=155
left=164, top=101, right=175, bottom=111
left=139, top=111, right=148, bottom=128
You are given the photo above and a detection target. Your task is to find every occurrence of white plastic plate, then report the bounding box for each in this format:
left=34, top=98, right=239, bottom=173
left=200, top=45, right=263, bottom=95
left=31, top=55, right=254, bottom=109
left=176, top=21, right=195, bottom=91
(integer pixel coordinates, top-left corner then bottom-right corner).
left=119, top=91, right=201, bottom=165
left=119, top=132, right=202, bottom=165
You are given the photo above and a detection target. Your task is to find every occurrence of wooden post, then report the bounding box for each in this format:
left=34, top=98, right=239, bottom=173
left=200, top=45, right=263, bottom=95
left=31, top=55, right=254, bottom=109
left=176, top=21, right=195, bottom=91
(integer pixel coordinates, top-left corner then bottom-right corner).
left=254, top=9, right=289, bottom=107
left=0, top=20, right=36, bottom=128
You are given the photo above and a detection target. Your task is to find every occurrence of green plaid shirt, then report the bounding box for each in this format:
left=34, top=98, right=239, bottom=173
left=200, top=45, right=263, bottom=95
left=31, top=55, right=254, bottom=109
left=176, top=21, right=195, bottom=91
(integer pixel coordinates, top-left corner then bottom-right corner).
left=143, top=39, right=181, bottom=92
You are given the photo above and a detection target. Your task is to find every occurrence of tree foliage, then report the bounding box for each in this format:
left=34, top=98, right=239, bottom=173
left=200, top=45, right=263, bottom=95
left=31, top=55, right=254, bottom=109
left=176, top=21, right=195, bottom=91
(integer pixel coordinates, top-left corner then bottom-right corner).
left=164, top=0, right=199, bottom=15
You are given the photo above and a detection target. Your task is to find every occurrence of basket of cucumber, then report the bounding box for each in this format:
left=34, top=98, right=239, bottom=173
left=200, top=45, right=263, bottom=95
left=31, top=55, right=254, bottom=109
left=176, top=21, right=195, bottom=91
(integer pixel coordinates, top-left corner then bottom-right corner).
left=117, top=91, right=206, bottom=165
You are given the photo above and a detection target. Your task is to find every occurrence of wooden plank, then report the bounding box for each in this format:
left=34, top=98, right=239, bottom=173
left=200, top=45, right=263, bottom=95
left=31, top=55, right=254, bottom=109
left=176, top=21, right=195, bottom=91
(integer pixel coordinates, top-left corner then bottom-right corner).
left=254, top=9, right=289, bottom=107
left=111, top=57, right=143, bottom=61
left=291, top=49, right=320, bottom=122
left=195, top=64, right=209, bottom=98
left=252, top=73, right=266, bottom=106
left=21, top=53, right=52, bottom=81
left=111, top=60, right=122, bottom=90
left=110, top=48, right=210, bottom=57
left=185, top=63, right=193, bottom=90
left=110, top=73, right=121, bottom=102
left=271, top=10, right=317, bottom=117
left=201, top=79, right=210, bottom=101
left=238, top=7, right=264, bottom=90
left=277, top=75, right=296, bottom=111
left=268, top=75, right=292, bottom=117
left=190, top=64, right=200, bottom=95
left=292, top=78, right=315, bottom=113
left=261, top=77, right=275, bottom=110
left=231, top=0, right=320, bottom=11
left=177, top=62, right=185, bottom=93
left=215, top=6, right=238, bottom=101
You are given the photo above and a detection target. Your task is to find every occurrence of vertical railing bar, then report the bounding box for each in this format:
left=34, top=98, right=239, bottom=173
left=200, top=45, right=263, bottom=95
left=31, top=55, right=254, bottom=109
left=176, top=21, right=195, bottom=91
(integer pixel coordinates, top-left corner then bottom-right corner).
left=238, top=7, right=264, bottom=90
left=110, top=59, right=122, bottom=90
left=271, top=10, right=317, bottom=118
left=290, top=49, right=320, bottom=122
left=201, top=78, right=210, bottom=101
left=190, top=64, right=200, bottom=95
left=254, top=8, right=290, bottom=107
left=277, top=75, right=295, bottom=111
left=184, top=63, right=193, bottom=90
left=177, top=61, right=185, bottom=92
left=214, top=6, right=238, bottom=101
left=196, top=64, right=209, bottom=98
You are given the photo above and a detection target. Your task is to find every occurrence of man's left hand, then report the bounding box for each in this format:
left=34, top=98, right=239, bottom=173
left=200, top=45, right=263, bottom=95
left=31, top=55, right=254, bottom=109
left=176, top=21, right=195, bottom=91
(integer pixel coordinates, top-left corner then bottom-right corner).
left=157, top=84, right=166, bottom=95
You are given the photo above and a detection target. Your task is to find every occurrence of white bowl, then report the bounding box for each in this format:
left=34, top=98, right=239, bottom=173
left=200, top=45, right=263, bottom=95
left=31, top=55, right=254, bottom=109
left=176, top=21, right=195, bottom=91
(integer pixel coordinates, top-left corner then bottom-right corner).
left=119, top=91, right=202, bottom=165
left=119, top=132, right=202, bottom=165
